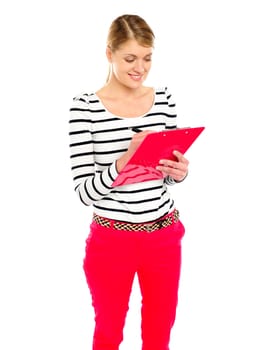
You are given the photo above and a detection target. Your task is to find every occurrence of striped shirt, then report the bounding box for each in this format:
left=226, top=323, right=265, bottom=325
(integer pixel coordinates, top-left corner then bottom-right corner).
left=69, top=86, right=179, bottom=223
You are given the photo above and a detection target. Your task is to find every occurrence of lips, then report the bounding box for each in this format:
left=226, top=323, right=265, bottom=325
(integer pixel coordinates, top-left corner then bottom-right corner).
left=128, top=74, right=143, bottom=81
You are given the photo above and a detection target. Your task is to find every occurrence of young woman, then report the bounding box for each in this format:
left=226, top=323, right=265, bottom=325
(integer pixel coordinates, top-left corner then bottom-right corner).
left=69, top=14, right=189, bottom=350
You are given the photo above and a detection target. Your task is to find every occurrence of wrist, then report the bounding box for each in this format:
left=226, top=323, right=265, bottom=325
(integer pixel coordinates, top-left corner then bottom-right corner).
left=116, top=154, right=130, bottom=173
left=174, top=171, right=188, bottom=183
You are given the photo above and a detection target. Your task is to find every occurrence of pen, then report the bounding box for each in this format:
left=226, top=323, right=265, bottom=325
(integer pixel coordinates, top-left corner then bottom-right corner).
left=130, top=127, right=142, bottom=133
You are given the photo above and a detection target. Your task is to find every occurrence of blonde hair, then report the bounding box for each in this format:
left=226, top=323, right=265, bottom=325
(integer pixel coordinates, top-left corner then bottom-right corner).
left=106, top=14, right=155, bottom=81
left=107, top=14, right=155, bottom=51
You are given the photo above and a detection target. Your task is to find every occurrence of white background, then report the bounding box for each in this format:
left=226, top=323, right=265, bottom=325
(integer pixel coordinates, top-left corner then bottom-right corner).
left=1, top=0, right=264, bottom=349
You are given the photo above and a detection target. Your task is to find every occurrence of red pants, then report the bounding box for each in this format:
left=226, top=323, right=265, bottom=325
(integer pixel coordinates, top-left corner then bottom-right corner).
left=83, top=213, right=185, bottom=350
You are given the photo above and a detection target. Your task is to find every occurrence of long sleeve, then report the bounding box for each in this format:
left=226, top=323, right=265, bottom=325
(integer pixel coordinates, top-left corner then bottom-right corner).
left=163, top=87, right=181, bottom=186
left=69, top=96, right=118, bottom=206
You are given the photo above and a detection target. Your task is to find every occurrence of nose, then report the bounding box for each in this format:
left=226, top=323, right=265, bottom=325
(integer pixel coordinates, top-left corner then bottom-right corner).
left=134, top=59, right=145, bottom=73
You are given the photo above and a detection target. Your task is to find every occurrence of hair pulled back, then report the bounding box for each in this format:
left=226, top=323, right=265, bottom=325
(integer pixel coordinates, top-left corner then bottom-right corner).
left=107, top=14, right=155, bottom=52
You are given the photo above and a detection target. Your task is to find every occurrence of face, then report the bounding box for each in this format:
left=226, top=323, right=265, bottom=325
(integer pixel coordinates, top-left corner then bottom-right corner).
left=107, top=39, right=153, bottom=88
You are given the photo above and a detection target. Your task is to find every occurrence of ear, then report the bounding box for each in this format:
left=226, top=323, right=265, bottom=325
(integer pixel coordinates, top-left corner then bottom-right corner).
left=106, top=46, right=112, bottom=62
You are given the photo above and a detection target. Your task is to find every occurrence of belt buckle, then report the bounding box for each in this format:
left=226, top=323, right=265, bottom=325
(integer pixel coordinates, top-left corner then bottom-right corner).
left=146, top=223, right=153, bottom=233
left=146, top=220, right=163, bottom=232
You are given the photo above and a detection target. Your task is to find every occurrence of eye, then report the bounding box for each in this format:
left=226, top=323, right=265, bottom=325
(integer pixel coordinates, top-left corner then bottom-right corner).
left=125, top=58, right=135, bottom=63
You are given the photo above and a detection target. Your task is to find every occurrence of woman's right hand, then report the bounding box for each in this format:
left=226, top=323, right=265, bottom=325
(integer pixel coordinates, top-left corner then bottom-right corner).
left=116, top=130, right=154, bottom=173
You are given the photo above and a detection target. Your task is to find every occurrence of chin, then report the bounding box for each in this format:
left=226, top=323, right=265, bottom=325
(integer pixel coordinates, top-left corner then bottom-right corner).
left=126, top=78, right=145, bottom=89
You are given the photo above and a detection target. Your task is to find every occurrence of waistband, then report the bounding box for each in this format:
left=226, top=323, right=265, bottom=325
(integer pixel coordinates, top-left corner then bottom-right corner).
left=92, top=209, right=179, bottom=233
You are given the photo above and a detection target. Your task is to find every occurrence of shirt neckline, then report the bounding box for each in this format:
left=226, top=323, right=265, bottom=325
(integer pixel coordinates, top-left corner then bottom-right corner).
left=94, top=88, right=156, bottom=120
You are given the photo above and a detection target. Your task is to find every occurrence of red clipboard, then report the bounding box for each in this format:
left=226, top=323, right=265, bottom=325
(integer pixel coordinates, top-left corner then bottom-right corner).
left=112, top=126, right=205, bottom=187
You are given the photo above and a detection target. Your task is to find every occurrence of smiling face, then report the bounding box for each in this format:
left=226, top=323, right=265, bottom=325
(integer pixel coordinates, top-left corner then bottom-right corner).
left=107, top=39, right=153, bottom=89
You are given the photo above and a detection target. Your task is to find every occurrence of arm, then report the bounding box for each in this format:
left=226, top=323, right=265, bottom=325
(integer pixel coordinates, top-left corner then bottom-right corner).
left=163, top=87, right=189, bottom=184
left=69, top=96, right=118, bottom=206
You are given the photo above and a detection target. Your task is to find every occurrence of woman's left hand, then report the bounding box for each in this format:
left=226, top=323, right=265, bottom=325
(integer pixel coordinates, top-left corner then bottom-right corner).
left=156, top=150, right=189, bottom=182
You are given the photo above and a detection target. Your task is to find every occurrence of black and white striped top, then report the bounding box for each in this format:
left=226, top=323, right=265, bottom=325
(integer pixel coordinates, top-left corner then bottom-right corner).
left=69, top=86, right=179, bottom=223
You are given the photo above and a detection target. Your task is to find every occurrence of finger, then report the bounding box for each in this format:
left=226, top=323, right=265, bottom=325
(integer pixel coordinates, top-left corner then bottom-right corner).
left=158, top=159, right=187, bottom=171
left=132, top=130, right=156, bottom=142
left=156, top=164, right=187, bottom=179
left=173, top=150, right=189, bottom=165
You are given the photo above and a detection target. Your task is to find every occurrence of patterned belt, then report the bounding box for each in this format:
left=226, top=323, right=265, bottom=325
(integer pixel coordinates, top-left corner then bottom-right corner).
left=92, top=209, right=179, bottom=233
